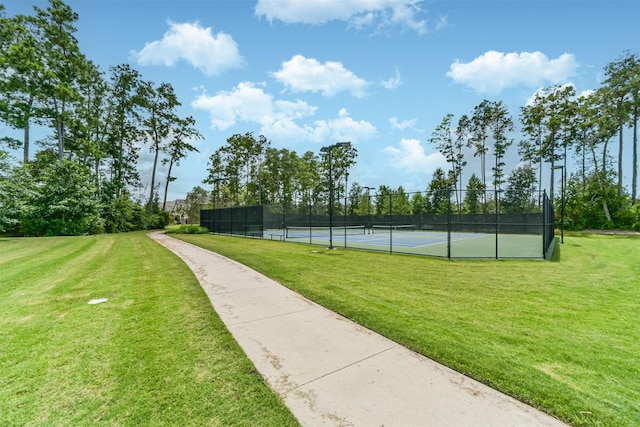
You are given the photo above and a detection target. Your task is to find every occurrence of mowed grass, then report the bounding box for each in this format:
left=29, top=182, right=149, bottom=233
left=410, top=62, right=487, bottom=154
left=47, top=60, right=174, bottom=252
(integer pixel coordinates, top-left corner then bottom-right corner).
left=0, top=232, right=299, bottom=427
left=176, top=232, right=640, bottom=427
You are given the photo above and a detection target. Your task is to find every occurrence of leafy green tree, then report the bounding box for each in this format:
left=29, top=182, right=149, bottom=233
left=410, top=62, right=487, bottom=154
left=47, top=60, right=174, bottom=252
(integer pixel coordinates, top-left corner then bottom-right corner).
left=375, top=185, right=392, bottom=215
left=22, top=159, right=102, bottom=236
left=502, top=164, right=537, bottom=213
left=68, top=58, right=109, bottom=183
left=347, top=182, right=363, bottom=215
left=469, top=100, right=492, bottom=195
left=0, top=10, right=46, bottom=160
left=138, top=81, right=181, bottom=213
left=520, top=85, right=576, bottom=201
left=0, top=151, right=33, bottom=233
left=106, top=64, right=143, bottom=198
left=603, top=51, right=639, bottom=196
left=430, top=113, right=466, bottom=211
left=185, top=186, right=210, bottom=225
left=410, top=192, right=427, bottom=214
left=577, top=89, right=618, bottom=223
left=296, top=151, right=323, bottom=214
left=425, top=168, right=452, bottom=214
left=32, top=0, right=84, bottom=161
left=320, top=143, right=357, bottom=208
left=453, top=114, right=470, bottom=209
left=463, top=173, right=485, bottom=214
left=161, top=116, right=201, bottom=210
left=391, top=186, right=411, bottom=215
left=487, top=100, right=514, bottom=191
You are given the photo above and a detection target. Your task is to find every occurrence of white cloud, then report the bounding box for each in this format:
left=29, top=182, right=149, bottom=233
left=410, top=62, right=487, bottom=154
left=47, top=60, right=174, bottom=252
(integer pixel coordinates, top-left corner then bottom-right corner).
left=308, top=108, right=377, bottom=144
left=131, top=21, right=243, bottom=76
left=381, top=67, right=402, bottom=90
left=255, top=0, right=429, bottom=34
left=446, top=51, right=579, bottom=95
left=389, top=116, right=418, bottom=131
left=383, top=138, right=446, bottom=174
left=272, top=55, right=367, bottom=98
left=191, top=82, right=276, bottom=130
left=192, top=83, right=376, bottom=143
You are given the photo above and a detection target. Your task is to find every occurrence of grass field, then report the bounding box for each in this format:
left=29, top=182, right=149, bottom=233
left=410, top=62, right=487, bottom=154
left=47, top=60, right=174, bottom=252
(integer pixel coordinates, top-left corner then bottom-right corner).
left=0, top=232, right=299, bottom=426
left=175, top=232, right=640, bottom=427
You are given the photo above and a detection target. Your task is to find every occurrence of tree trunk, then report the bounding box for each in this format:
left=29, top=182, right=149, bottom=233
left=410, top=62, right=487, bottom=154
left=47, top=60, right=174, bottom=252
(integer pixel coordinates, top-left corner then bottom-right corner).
left=589, top=142, right=613, bottom=223
left=23, top=97, right=33, bottom=163
left=618, top=106, right=624, bottom=196
left=632, top=105, right=638, bottom=204
left=148, top=142, right=160, bottom=214
left=162, top=160, right=174, bottom=211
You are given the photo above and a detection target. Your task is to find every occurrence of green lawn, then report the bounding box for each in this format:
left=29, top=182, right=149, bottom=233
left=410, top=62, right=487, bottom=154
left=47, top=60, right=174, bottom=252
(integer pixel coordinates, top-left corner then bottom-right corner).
left=175, top=232, right=640, bottom=427
left=0, top=232, right=299, bottom=427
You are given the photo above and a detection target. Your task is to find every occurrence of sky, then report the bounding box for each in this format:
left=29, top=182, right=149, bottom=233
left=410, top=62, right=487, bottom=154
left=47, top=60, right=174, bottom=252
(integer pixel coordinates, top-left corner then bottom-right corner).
left=3, top=0, right=640, bottom=202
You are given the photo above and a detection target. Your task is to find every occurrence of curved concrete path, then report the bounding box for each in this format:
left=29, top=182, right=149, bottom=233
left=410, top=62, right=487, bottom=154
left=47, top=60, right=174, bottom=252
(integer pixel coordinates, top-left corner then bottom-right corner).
left=149, top=232, right=568, bottom=427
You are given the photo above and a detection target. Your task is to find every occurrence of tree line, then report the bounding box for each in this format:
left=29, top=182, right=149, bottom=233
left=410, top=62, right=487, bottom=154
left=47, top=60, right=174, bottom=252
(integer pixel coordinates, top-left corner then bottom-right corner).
left=196, top=51, right=639, bottom=230
left=0, top=1, right=201, bottom=235
left=1, top=1, right=638, bottom=235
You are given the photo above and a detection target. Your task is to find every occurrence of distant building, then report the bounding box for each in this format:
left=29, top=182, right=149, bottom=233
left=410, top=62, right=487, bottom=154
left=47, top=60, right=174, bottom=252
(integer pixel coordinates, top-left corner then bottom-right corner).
left=165, top=199, right=188, bottom=224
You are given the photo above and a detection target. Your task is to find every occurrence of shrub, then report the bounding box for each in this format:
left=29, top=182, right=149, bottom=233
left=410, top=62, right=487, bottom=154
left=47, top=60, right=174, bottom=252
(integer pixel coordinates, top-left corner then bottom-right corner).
left=166, top=225, right=209, bottom=234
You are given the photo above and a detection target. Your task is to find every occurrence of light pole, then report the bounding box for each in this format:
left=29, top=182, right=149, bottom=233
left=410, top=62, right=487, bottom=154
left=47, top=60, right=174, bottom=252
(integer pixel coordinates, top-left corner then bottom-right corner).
left=363, top=186, right=373, bottom=233
left=553, top=165, right=565, bottom=244
left=321, top=141, right=351, bottom=249
left=212, top=177, right=225, bottom=233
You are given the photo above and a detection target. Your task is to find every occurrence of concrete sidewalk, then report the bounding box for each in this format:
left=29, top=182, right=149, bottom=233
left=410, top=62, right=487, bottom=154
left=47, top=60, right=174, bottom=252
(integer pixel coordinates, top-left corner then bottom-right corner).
left=149, top=232, right=568, bottom=427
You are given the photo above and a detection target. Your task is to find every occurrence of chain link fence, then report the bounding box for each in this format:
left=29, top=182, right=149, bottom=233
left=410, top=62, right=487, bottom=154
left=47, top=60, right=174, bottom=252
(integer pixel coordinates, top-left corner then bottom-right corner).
left=201, top=189, right=556, bottom=259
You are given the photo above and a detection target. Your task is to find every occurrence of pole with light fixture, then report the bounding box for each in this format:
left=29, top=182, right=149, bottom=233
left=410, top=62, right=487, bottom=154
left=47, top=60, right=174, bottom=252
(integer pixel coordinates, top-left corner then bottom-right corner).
left=553, top=165, right=565, bottom=244
left=363, top=186, right=373, bottom=233
left=320, top=142, right=351, bottom=249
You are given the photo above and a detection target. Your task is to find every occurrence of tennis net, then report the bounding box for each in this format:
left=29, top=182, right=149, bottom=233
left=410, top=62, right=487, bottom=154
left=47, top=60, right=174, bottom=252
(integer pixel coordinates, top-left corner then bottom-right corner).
left=371, top=224, right=415, bottom=233
left=285, top=225, right=366, bottom=238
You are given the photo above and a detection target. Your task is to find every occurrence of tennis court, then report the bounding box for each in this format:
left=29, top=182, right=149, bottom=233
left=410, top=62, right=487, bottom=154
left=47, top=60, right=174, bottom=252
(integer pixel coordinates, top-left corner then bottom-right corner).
left=266, top=225, right=544, bottom=259
left=200, top=190, right=556, bottom=260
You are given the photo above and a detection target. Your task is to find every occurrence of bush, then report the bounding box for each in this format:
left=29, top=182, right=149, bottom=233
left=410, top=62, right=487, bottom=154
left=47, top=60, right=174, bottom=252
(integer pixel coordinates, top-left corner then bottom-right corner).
left=166, top=225, right=210, bottom=234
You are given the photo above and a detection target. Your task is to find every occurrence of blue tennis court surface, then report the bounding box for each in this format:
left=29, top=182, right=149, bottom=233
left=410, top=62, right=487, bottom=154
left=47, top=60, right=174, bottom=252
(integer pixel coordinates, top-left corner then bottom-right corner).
left=264, top=228, right=544, bottom=258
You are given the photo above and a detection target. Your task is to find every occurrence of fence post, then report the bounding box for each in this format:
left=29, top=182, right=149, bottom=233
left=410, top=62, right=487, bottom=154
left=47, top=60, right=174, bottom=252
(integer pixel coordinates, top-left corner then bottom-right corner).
left=447, top=188, right=452, bottom=259
left=495, top=189, right=499, bottom=259
left=389, top=192, right=393, bottom=254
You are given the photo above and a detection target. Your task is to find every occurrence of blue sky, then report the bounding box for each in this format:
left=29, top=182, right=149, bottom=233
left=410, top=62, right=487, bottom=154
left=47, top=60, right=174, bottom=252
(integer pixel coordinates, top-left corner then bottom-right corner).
left=4, top=0, right=640, bottom=201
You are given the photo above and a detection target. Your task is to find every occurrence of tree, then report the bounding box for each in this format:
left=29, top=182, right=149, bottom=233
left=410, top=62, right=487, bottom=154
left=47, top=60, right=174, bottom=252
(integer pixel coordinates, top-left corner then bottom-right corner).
left=410, top=192, right=427, bottom=214
left=463, top=173, right=484, bottom=214
left=161, top=116, right=202, bottom=210
left=68, top=58, right=109, bottom=184
left=297, top=151, right=323, bottom=214
left=0, top=151, right=34, bottom=233
left=487, top=100, right=514, bottom=191
left=22, top=159, right=102, bottom=236
left=603, top=51, right=639, bottom=196
left=430, top=113, right=466, bottom=212
left=469, top=100, right=492, bottom=196
left=106, top=64, right=143, bottom=198
left=375, top=185, right=392, bottom=215
left=32, top=0, right=84, bottom=161
left=453, top=114, right=470, bottom=209
left=425, top=168, right=451, bottom=214
left=185, top=186, right=210, bottom=225
left=521, top=85, right=576, bottom=201
left=502, top=164, right=537, bottom=213
left=576, top=89, right=618, bottom=223
left=138, top=81, right=180, bottom=213
left=0, top=11, right=46, bottom=161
